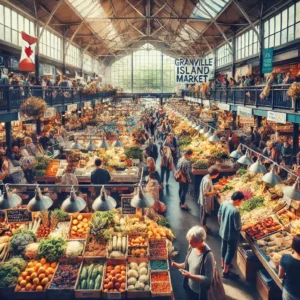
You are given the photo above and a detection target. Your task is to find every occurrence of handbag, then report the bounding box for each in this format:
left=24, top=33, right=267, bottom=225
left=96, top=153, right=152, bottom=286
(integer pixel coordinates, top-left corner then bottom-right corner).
left=174, top=164, right=187, bottom=183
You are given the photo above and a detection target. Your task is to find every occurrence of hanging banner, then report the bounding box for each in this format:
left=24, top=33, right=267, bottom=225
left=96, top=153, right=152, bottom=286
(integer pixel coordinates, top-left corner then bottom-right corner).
left=267, top=111, right=286, bottom=124
left=217, top=103, right=230, bottom=111
left=237, top=106, right=253, bottom=118
left=84, top=101, right=91, bottom=108
left=175, top=58, right=214, bottom=83
left=19, top=31, right=38, bottom=72
left=67, top=104, right=77, bottom=112
left=262, top=48, right=274, bottom=74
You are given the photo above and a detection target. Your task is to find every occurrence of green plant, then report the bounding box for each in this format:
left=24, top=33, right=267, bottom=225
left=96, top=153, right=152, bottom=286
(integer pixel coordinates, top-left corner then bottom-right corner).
left=124, top=146, right=143, bottom=160
left=19, top=97, right=47, bottom=120
left=193, top=160, right=209, bottom=170
left=237, top=167, right=248, bottom=176
left=211, top=151, right=229, bottom=159
left=37, top=237, right=66, bottom=262
left=239, top=196, right=264, bottom=213
left=10, top=229, right=36, bottom=256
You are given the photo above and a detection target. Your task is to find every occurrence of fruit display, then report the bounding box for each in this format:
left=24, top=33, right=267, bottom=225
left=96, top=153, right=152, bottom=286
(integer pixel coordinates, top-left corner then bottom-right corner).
left=103, top=263, right=126, bottom=293
left=245, top=217, right=282, bottom=240
left=128, top=234, right=148, bottom=247
left=45, top=160, right=60, bottom=176
left=276, top=208, right=299, bottom=225
left=69, top=213, right=91, bottom=239
left=127, top=262, right=150, bottom=292
left=150, top=260, right=169, bottom=271
left=128, top=247, right=148, bottom=257
left=107, top=233, right=127, bottom=259
left=289, top=219, right=300, bottom=235
left=15, top=258, right=56, bottom=292
left=84, top=234, right=107, bottom=257
left=49, top=261, right=80, bottom=289
left=256, top=231, right=293, bottom=255
left=77, top=261, right=104, bottom=290
left=149, top=239, right=168, bottom=259
left=151, top=271, right=172, bottom=294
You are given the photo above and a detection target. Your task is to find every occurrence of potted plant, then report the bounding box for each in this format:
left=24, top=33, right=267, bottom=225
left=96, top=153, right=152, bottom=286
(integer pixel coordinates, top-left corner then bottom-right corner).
left=287, top=82, right=300, bottom=109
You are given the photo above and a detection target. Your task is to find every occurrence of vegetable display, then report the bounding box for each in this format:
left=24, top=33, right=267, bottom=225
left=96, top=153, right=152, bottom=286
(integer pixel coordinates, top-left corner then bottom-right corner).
left=124, top=146, right=143, bottom=160
left=107, top=233, right=127, bottom=258
left=149, top=239, right=168, bottom=258
left=150, top=260, right=168, bottom=271
left=78, top=262, right=104, bottom=290
left=66, top=241, right=84, bottom=258
left=37, top=237, right=66, bottom=262
left=151, top=271, right=171, bottom=294
left=50, top=262, right=80, bottom=289
left=0, top=236, right=9, bottom=261
left=10, top=229, right=36, bottom=257
left=193, top=160, right=209, bottom=170
left=239, top=196, right=264, bottom=213
left=15, top=258, right=56, bottom=292
left=103, top=263, right=126, bottom=293
left=0, top=257, right=27, bottom=288
left=127, top=262, right=150, bottom=292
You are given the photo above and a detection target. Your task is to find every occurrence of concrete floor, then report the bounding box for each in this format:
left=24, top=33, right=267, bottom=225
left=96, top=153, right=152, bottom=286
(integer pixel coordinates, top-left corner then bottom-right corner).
left=158, top=161, right=260, bottom=300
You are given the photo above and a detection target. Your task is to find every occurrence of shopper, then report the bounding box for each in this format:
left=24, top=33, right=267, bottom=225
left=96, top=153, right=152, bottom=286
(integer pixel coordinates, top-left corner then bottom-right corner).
left=172, top=226, right=215, bottom=300
left=218, top=191, right=244, bottom=279
left=279, top=235, right=300, bottom=300
left=146, top=157, right=161, bottom=184
left=198, top=166, right=220, bottom=232
left=283, top=72, right=294, bottom=84
left=91, top=158, right=111, bottom=184
left=177, top=149, right=193, bottom=210
left=160, top=146, right=174, bottom=186
left=281, top=141, right=293, bottom=166
left=146, top=173, right=166, bottom=214
left=145, top=137, right=158, bottom=163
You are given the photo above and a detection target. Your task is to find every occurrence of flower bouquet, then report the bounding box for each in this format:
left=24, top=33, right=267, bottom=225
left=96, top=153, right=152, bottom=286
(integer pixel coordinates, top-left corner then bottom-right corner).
left=287, top=82, right=300, bottom=109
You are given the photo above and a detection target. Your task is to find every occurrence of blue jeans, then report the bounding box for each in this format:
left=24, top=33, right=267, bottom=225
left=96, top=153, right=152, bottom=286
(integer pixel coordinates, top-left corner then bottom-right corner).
left=161, top=166, right=170, bottom=183
left=221, top=238, right=238, bottom=265
left=179, top=182, right=189, bottom=205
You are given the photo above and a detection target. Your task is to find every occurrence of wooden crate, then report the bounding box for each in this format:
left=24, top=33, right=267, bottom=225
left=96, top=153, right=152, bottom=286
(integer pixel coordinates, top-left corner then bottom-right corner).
left=74, top=258, right=105, bottom=299
left=236, top=246, right=262, bottom=283
left=126, top=262, right=151, bottom=299
left=68, top=213, right=92, bottom=240
left=149, top=239, right=168, bottom=260
left=127, top=233, right=149, bottom=262
left=256, top=271, right=282, bottom=300
left=83, top=233, right=107, bottom=258
left=149, top=259, right=170, bottom=271
left=106, top=233, right=127, bottom=260
left=150, top=271, right=172, bottom=297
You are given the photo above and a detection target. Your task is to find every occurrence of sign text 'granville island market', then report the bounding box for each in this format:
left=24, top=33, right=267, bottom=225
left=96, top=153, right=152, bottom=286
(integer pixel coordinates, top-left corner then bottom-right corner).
left=175, top=58, right=213, bottom=83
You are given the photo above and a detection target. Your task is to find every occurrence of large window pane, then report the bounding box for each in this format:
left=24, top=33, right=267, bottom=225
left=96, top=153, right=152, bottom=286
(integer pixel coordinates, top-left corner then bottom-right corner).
left=288, top=25, right=294, bottom=41
left=289, top=5, right=295, bottom=26
left=275, top=32, right=281, bottom=46
left=296, top=23, right=300, bottom=39
left=282, top=9, right=288, bottom=29
left=269, top=18, right=274, bottom=34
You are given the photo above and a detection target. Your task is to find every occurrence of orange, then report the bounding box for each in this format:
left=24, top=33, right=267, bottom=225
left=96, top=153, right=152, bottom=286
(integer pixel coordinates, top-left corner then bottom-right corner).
left=32, top=278, right=39, bottom=285
left=44, top=263, right=50, bottom=269
left=36, top=285, right=43, bottom=291
left=20, top=280, right=26, bottom=287
left=25, top=283, right=32, bottom=291
left=107, top=265, right=113, bottom=272
left=15, top=285, right=21, bottom=292
left=31, top=284, right=37, bottom=291
left=38, top=267, right=45, bottom=274
left=17, top=277, right=24, bottom=284
left=41, top=278, right=49, bottom=286
left=33, top=260, right=38, bottom=265
left=25, top=276, right=31, bottom=282
left=46, top=267, right=54, bottom=274
left=27, top=268, right=34, bottom=275
left=21, top=271, right=28, bottom=278
left=121, top=282, right=125, bottom=289
left=21, top=288, right=26, bottom=291
left=48, top=274, right=53, bottom=281
left=36, top=263, right=42, bottom=269
left=38, top=273, right=46, bottom=280
left=30, top=272, right=37, bottom=280
left=50, top=262, right=57, bottom=268
left=27, top=262, right=34, bottom=268
left=40, top=258, right=47, bottom=265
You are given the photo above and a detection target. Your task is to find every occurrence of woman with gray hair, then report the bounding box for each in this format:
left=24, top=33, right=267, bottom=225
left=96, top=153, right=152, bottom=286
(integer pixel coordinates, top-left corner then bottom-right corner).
left=172, top=225, right=215, bottom=300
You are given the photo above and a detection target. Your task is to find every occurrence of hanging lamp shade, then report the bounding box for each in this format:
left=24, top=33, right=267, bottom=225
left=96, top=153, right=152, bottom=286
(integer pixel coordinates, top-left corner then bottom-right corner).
left=195, top=124, right=201, bottom=131
left=192, top=123, right=197, bottom=128
left=204, top=128, right=213, bottom=138
left=92, top=186, right=117, bottom=211
left=283, top=179, right=300, bottom=201
left=200, top=126, right=208, bottom=134
left=27, top=186, right=53, bottom=211
left=86, top=139, right=97, bottom=151
left=230, top=145, right=243, bottom=159
left=262, top=165, right=283, bottom=185
left=61, top=187, right=86, bottom=212
left=237, top=150, right=253, bottom=165
left=112, top=139, right=123, bottom=147
left=249, top=157, right=267, bottom=174
left=71, top=139, right=82, bottom=150
left=131, top=185, right=155, bottom=208
left=208, top=132, right=219, bottom=143
left=0, top=184, right=22, bottom=209
left=99, top=139, right=110, bottom=149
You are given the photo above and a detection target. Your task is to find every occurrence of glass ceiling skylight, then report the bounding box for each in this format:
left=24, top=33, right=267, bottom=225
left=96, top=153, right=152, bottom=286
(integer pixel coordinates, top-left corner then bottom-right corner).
left=68, top=0, right=104, bottom=19
left=191, top=0, right=229, bottom=19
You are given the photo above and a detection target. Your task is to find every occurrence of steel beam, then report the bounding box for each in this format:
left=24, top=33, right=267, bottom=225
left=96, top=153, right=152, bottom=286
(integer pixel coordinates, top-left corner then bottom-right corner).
left=65, top=21, right=84, bottom=53
left=39, top=0, right=64, bottom=39
left=125, top=0, right=145, bottom=18
left=88, top=17, right=212, bottom=21
left=233, top=0, right=261, bottom=43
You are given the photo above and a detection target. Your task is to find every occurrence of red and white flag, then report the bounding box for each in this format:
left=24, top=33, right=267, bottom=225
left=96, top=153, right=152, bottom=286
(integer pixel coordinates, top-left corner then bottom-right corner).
left=19, top=31, right=38, bottom=71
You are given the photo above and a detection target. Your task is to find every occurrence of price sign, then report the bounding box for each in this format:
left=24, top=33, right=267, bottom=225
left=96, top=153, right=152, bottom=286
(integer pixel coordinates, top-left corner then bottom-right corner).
left=67, top=104, right=77, bottom=112
left=107, top=293, right=121, bottom=299
left=121, top=197, right=136, bottom=215
left=6, top=209, right=32, bottom=223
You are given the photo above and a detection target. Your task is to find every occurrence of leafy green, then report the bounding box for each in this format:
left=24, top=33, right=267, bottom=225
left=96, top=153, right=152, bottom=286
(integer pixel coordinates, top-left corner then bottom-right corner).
left=211, top=151, right=229, bottom=159
left=157, top=218, right=170, bottom=228
left=90, top=211, right=116, bottom=241
left=10, top=229, right=36, bottom=256
left=52, top=209, right=69, bottom=222
left=220, top=185, right=234, bottom=193
left=237, top=167, right=248, bottom=176
left=124, top=146, right=143, bottom=159
left=37, top=237, right=66, bottom=262
left=194, top=160, right=209, bottom=170
left=178, top=136, right=192, bottom=147
left=0, top=258, right=26, bottom=288
left=239, top=196, right=264, bottom=213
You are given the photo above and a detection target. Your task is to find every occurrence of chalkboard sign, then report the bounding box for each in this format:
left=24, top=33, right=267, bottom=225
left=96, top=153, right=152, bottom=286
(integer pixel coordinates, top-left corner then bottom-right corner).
left=6, top=209, right=32, bottom=223
left=121, top=197, right=136, bottom=215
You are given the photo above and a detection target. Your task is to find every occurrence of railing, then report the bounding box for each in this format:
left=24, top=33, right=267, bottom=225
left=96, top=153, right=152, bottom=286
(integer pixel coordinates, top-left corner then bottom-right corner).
left=183, top=84, right=299, bottom=112
left=0, top=85, right=117, bottom=112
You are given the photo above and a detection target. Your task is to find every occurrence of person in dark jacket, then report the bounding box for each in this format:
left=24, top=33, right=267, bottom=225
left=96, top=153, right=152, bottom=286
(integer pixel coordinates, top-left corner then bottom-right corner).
left=145, top=137, right=158, bottom=163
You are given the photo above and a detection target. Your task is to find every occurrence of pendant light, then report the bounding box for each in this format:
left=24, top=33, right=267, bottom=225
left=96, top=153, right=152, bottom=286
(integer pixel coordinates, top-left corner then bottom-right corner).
left=27, top=186, right=53, bottom=211
left=237, top=149, right=253, bottom=165
left=99, top=138, right=110, bottom=149
left=200, top=126, right=208, bottom=135
left=262, top=165, right=283, bottom=185
left=0, top=184, right=22, bottom=209
left=208, top=132, right=220, bottom=143
left=92, top=186, right=117, bottom=211
left=71, top=139, right=82, bottom=150
left=131, top=185, right=155, bottom=208
left=204, top=128, right=213, bottom=138
left=283, top=178, right=300, bottom=201
left=61, top=186, right=86, bottom=212
left=249, top=157, right=267, bottom=174
left=112, top=139, right=123, bottom=147
left=195, top=124, right=201, bottom=131
left=86, top=139, right=97, bottom=151
left=230, top=145, right=243, bottom=159
left=192, top=123, right=197, bottom=128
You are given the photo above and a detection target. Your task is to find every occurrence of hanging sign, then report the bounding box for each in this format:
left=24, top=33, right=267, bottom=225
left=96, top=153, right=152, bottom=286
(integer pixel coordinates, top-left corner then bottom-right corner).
left=262, top=48, right=274, bottom=73
left=237, top=106, right=253, bottom=118
left=121, top=197, right=136, bottom=215
left=217, top=103, right=230, bottom=111
left=267, top=111, right=286, bottom=124
left=6, top=209, right=32, bottom=223
left=44, top=107, right=56, bottom=118
left=202, top=100, right=210, bottom=106
left=175, top=58, right=214, bottom=83
left=84, top=101, right=91, bottom=108
left=19, top=31, right=38, bottom=72
left=67, top=104, right=77, bottom=112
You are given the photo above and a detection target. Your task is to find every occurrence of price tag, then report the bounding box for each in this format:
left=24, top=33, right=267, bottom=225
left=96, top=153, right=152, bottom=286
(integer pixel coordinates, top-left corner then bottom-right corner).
left=107, top=293, right=121, bottom=299
left=6, top=209, right=32, bottom=223
left=121, top=197, right=136, bottom=215
left=283, top=195, right=292, bottom=207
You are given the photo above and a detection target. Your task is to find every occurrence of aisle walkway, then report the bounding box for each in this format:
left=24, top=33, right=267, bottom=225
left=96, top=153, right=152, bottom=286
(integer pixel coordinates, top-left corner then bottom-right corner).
left=157, top=158, right=260, bottom=300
